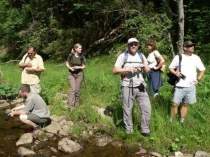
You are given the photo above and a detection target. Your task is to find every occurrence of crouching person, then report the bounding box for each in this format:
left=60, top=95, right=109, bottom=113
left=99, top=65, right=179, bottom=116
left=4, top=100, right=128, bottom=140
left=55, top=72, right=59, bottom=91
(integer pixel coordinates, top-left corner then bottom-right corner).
left=10, top=84, right=51, bottom=129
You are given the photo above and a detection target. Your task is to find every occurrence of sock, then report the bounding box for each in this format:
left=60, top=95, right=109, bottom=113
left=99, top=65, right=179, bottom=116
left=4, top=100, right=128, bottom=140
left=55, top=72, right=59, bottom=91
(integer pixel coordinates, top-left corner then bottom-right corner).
left=180, top=118, right=185, bottom=123
left=170, top=118, right=173, bottom=123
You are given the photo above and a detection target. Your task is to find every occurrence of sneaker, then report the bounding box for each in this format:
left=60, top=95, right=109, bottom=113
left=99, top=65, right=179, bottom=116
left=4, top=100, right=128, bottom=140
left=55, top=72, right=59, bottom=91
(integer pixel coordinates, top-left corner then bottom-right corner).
left=154, top=93, right=159, bottom=98
left=141, top=132, right=150, bottom=137
left=169, top=117, right=173, bottom=123
left=180, top=118, right=185, bottom=123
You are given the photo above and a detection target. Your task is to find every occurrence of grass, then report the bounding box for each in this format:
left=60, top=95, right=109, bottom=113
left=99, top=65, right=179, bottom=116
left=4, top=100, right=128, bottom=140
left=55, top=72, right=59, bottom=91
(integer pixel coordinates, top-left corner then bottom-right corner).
left=0, top=54, right=210, bottom=155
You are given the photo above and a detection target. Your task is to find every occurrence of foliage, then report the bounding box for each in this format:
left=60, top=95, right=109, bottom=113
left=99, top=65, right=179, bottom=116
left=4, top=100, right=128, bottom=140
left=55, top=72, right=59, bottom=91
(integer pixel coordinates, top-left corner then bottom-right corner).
left=1, top=53, right=210, bottom=155
left=0, top=0, right=174, bottom=61
left=0, top=84, right=19, bottom=100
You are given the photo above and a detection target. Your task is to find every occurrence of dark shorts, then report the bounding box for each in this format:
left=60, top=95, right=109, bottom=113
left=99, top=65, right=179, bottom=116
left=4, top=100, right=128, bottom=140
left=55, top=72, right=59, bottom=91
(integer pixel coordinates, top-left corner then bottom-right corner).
left=28, top=113, right=50, bottom=125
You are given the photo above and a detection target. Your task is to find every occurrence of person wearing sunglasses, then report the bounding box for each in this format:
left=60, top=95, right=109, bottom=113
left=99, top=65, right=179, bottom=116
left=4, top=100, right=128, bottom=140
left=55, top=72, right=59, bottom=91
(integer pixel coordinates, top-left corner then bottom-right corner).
left=113, top=38, right=151, bottom=137
left=19, top=46, right=44, bottom=94
left=169, top=40, right=205, bottom=123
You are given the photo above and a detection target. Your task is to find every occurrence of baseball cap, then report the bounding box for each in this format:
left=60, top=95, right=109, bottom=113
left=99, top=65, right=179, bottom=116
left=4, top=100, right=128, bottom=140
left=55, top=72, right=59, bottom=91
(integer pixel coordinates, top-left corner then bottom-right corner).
left=183, top=41, right=195, bottom=47
left=128, top=38, right=138, bottom=44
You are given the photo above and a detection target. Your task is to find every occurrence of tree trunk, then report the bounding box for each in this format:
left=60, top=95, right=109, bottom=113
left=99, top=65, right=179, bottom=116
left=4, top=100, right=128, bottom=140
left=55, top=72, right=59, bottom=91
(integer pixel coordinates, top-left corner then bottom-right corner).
left=177, top=0, right=184, bottom=54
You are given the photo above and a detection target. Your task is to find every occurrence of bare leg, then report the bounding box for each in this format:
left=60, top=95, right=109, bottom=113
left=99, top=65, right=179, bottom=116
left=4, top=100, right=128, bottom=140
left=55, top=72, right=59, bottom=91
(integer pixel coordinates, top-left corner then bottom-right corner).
left=20, top=115, right=37, bottom=127
left=180, top=103, right=188, bottom=118
left=170, top=102, right=179, bottom=118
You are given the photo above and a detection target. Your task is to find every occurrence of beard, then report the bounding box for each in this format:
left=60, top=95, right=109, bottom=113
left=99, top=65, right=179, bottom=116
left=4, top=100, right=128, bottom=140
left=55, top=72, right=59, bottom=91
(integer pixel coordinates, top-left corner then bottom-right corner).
left=185, top=50, right=193, bottom=55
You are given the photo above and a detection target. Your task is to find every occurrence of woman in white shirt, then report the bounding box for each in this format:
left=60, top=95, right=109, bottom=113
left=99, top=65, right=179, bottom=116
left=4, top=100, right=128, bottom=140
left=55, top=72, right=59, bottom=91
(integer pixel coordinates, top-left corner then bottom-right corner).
left=146, top=40, right=165, bottom=97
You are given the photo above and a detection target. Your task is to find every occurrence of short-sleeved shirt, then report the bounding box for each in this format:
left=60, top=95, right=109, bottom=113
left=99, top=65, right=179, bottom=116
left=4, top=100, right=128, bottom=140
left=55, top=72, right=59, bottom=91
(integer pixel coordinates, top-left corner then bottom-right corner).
left=169, top=54, right=205, bottom=87
left=19, top=54, right=44, bottom=84
left=114, top=52, right=148, bottom=87
left=67, top=54, right=86, bottom=73
left=23, top=92, right=50, bottom=118
left=147, top=50, right=161, bottom=68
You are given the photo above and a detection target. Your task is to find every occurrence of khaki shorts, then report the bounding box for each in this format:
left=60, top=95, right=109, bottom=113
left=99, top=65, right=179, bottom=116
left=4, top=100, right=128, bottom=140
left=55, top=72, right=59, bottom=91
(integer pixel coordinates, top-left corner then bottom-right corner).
left=30, top=84, right=41, bottom=94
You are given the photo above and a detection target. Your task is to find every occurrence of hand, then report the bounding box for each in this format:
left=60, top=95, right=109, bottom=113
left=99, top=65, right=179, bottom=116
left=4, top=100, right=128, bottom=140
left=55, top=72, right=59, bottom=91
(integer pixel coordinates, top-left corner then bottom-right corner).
left=25, top=67, right=33, bottom=73
left=74, top=66, right=79, bottom=69
left=153, top=66, right=158, bottom=70
left=175, top=72, right=182, bottom=77
left=10, top=111, right=14, bottom=117
left=69, top=67, right=74, bottom=71
left=143, top=66, right=150, bottom=73
left=128, top=67, right=136, bottom=73
left=26, top=63, right=32, bottom=67
left=194, top=79, right=199, bottom=85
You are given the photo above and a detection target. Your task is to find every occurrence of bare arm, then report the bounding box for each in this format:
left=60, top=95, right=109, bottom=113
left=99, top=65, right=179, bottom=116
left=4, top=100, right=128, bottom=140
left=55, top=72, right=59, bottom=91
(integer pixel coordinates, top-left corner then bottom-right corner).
left=113, top=66, right=133, bottom=75
left=19, top=62, right=32, bottom=69
left=154, top=55, right=165, bottom=70
left=74, top=63, right=86, bottom=70
left=10, top=105, right=26, bottom=117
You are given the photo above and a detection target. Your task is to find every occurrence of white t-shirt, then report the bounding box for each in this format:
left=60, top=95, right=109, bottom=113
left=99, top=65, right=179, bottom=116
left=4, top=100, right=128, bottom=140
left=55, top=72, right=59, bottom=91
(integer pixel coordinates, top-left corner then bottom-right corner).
left=147, top=50, right=161, bottom=68
left=169, top=54, right=205, bottom=87
left=114, top=52, right=148, bottom=87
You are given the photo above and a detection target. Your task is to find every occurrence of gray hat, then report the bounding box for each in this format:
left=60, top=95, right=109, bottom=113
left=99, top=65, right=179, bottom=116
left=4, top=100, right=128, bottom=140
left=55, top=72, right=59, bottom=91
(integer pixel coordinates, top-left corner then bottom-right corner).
left=128, top=38, right=138, bottom=44
left=183, top=41, right=195, bottom=47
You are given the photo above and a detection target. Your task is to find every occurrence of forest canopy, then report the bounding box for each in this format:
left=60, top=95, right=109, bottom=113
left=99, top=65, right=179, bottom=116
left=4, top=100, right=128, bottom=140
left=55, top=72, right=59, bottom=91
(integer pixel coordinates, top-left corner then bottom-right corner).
left=0, top=0, right=210, bottom=63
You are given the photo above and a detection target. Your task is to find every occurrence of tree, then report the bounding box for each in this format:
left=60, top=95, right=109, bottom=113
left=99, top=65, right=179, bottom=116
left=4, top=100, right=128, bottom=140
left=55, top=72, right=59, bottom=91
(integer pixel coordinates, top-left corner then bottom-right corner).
left=176, top=0, right=184, bottom=54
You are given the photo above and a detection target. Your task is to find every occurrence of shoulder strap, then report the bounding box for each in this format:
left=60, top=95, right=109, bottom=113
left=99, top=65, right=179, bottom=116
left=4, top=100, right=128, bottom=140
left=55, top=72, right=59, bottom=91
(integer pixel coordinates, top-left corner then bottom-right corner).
left=137, top=52, right=144, bottom=63
left=24, top=55, right=29, bottom=63
left=178, top=54, right=182, bottom=72
left=122, top=51, right=143, bottom=68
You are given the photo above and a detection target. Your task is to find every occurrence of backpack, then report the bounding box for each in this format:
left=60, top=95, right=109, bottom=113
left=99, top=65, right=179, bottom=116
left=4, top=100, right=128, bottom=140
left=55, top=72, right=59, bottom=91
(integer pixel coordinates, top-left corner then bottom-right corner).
left=167, top=54, right=182, bottom=86
left=121, top=51, right=145, bottom=82
left=121, top=51, right=146, bottom=95
left=122, top=51, right=144, bottom=68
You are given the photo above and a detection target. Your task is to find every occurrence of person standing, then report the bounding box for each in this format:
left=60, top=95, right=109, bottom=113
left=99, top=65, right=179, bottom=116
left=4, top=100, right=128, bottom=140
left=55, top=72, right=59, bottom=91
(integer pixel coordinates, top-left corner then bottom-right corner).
left=9, top=84, right=51, bottom=129
left=169, top=40, right=205, bottom=123
left=19, top=46, right=44, bottom=94
left=146, top=40, right=165, bottom=97
left=66, top=43, right=86, bottom=110
left=113, top=38, right=151, bottom=136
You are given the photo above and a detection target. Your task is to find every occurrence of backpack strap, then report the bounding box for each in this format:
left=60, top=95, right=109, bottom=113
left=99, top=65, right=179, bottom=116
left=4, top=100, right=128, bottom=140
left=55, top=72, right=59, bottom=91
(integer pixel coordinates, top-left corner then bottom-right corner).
left=178, top=54, right=182, bottom=72
left=24, top=55, right=29, bottom=63
left=122, top=51, right=144, bottom=68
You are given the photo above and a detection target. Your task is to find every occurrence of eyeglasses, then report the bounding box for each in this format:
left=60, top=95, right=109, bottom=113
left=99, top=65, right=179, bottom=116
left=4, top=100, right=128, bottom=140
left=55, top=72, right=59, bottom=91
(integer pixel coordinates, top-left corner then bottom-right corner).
left=129, top=43, right=138, bottom=47
left=28, top=52, right=33, bottom=55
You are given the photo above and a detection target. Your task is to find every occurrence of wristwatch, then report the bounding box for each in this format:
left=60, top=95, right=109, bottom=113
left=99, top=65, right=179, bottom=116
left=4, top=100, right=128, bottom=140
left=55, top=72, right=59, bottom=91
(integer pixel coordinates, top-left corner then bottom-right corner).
left=197, top=79, right=201, bottom=82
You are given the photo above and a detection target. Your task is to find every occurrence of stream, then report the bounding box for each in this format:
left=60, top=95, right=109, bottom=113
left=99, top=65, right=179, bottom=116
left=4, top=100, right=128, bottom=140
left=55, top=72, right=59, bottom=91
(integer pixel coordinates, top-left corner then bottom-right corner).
left=0, top=110, right=139, bottom=157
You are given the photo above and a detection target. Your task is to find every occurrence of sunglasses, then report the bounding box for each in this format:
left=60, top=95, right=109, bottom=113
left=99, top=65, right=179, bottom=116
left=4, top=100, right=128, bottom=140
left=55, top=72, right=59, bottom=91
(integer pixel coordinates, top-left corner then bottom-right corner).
left=129, top=43, right=138, bottom=47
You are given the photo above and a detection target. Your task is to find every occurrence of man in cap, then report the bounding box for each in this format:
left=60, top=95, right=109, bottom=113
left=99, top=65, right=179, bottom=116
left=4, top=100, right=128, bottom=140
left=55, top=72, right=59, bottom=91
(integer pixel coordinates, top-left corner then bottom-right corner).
left=113, top=37, right=151, bottom=136
left=169, top=40, right=205, bottom=123
left=19, top=46, right=44, bottom=94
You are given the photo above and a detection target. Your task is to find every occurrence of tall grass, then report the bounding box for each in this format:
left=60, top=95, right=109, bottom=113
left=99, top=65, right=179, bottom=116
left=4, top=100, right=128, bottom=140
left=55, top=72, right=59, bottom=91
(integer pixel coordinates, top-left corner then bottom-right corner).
left=0, top=54, right=210, bottom=155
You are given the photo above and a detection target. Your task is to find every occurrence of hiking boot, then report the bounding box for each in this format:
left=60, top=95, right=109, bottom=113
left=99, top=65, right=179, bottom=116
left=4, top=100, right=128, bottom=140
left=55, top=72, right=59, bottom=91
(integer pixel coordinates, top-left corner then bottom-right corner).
left=141, top=132, right=150, bottom=137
